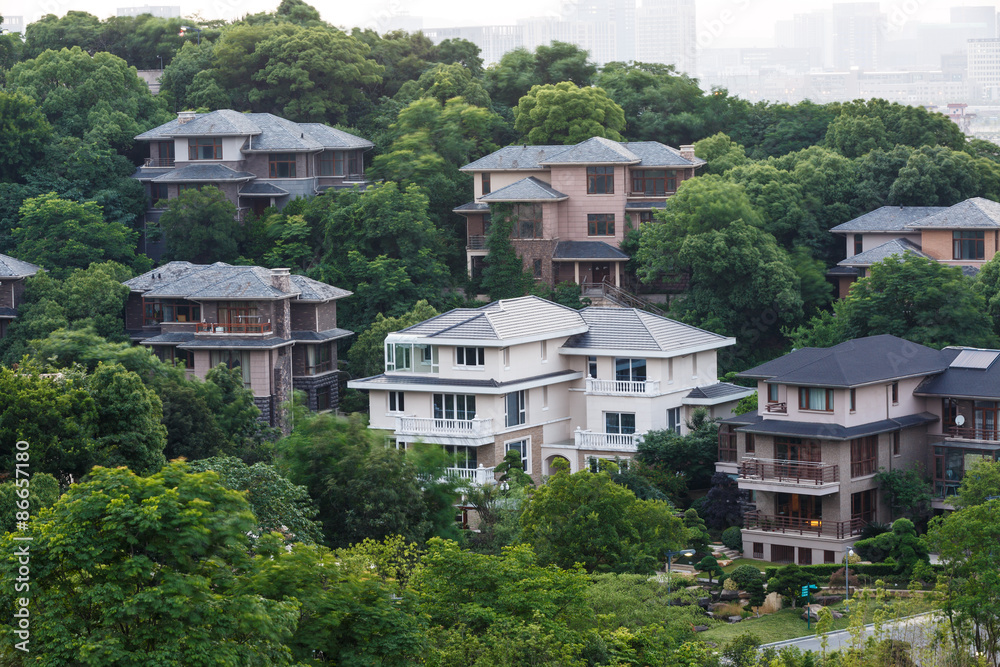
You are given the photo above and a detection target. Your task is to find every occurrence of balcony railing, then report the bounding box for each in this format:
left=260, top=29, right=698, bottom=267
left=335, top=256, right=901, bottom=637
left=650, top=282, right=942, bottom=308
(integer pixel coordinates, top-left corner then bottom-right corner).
left=445, top=465, right=496, bottom=486
left=575, top=429, right=642, bottom=451
left=739, top=458, right=839, bottom=485
left=196, top=322, right=272, bottom=334
left=744, top=511, right=866, bottom=540
left=467, top=235, right=487, bottom=250
left=304, top=361, right=333, bottom=375
left=764, top=402, right=787, bottom=414
left=397, top=416, right=494, bottom=437
left=944, top=426, right=1000, bottom=442
left=143, top=158, right=175, bottom=167
left=586, top=377, right=661, bottom=396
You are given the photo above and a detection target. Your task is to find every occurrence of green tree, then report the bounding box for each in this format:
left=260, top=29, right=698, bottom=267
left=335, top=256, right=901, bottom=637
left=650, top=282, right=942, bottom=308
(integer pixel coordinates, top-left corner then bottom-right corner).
left=852, top=518, right=929, bottom=576
left=954, top=458, right=1000, bottom=509
left=0, top=91, right=52, bottom=183
left=694, top=131, right=749, bottom=175
left=156, top=185, right=240, bottom=264
left=158, top=40, right=215, bottom=110
left=22, top=11, right=103, bottom=58
left=825, top=114, right=890, bottom=158
left=684, top=508, right=712, bottom=555
left=0, top=463, right=300, bottom=665
left=887, top=145, right=990, bottom=206
left=395, top=62, right=491, bottom=108
left=514, top=81, right=626, bottom=144
left=973, top=252, right=1000, bottom=338
left=348, top=299, right=439, bottom=379
left=518, top=466, right=686, bottom=574
left=874, top=466, right=933, bottom=521
left=480, top=203, right=535, bottom=301
left=486, top=41, right=597, bottom=108
left=697, top=555, right=724, bottom=585
left=636, top=409, right=720, bottom=496
left=767, top=564, right=818, bottom=608
left=747, top=578, right=767, bottom=615
left=0, top=473, right=60, bottom=530
left=12, top=193, right=141, bottom=278
left=88, top=362, right=167, bottom=474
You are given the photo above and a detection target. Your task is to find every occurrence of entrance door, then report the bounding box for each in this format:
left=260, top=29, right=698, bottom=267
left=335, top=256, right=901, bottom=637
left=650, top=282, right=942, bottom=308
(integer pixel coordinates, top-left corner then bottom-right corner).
left=251, top=198, right=269, bottom=217
left=592, top=262, right=611, bottom=284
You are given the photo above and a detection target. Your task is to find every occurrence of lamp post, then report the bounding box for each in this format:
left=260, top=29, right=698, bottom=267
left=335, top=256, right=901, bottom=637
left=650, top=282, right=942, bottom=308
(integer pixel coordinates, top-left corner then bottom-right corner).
left=665, top=548, right=696, bottom=595
left=157, top=54, right=163, bottom=70
left=845, top=547, right=854, bottom=612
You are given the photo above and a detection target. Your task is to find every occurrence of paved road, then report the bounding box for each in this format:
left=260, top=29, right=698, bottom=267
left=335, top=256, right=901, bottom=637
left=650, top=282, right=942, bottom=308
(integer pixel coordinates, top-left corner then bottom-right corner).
left=761, top=612, right=940, bottom=654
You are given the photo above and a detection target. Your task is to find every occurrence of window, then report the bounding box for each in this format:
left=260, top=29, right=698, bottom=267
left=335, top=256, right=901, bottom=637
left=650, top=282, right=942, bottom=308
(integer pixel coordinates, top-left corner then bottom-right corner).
left=772, top=544, right=795, bottom=564
left=209, top=349, right=251, bottom=387
left=753, top=542, right=764, bottom=559
left=328, top=151, right=359, bottom=176
left=587, top=166, right=614, bottom=194
left=150, top=183, right=169, bottom=207
left=511, top=204, right=543, bottom=239
left=305, top=344, right=332, bottom=375
left=433, top=394, right=477, bottom=421
left=386, top=343, right=438, bottom=373
left=851, top=489, right=876, bottom=525
left=445, top=444, right=478, bottom=469
left=533, top=259, right=542, bottom=278
left=850, top=436, right=878, bottom=477
left=588, top=356, right=598, bottom=379
left=854, top=234, right=863, bottom=255
left=481, top=172, right=491, bottom=195
left=505, top=439, right=528, bottom=471
left=155, top=346, right=192, bottom=369
left=456, top=347, right=485, bottom=367
left=542, top=385, right=548, bottom=409
left=269, top=153, right=297, bottom=178
left=505, top=390, right=526, bottom=427
left=319, top=152, right=334, bottom=176
left=850, top=388, right=857, bottom=412
left=615, top=358, right=647, bottom=382
left=667, top=407, right=681, bottom=434
left=799, top=387, right=834, bottom=412
left=157, top=140, right=175, bottom=162
left=768, top=384, right=779, bottom=403
left=638, top=211, right=655, bottom=223
left=587, top=213, right=615, bottom=236
left=798, top=547, right=813, bottom=566
left=388, top=391, right=405, bottom=413
left=188, top=138, right=222, bottom=160
left=503, top=347, right=510, bottom=368
left=953, top=230, right=985, bottom=260
left=605, top=412, right=636, bottom=434
left=540, top=340, right=547, bottom=361
left=825, top=550, right=836, bottom=564
left=746, top=432, right=755, bottom=454
left=316, top=385, right=331, bottom=411
left=891, top=382, right=899, bottom=404
left=893, top=430, right=901, bottom=456
left=631, top=169, right=676, bottom=195
left=143, top=299, right=201, bottom=326
left=776, top=437, right=822, bottom=463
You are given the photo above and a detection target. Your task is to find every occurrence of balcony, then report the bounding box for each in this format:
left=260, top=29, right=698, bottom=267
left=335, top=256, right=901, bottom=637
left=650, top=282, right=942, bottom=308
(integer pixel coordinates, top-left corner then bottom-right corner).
left=575, top=429, right=642, bottom=452
left=395, top=416, right=494, bottom=446
left=943, top=426, right=1000, bottom=442
left=143, top=158, right=176, bottom=168
left=445, top=465, right=496, bottom=486
left=743, top=511, right=865, bottom=540
left=585, top=377, right=661, bottom=396
left=196, top=322, right=272, bottom=335
left=467, top=235, right=487, bottom=250
left=764, top=401, right=787, bottom=414
left=738, top=458, right=840, bottom=495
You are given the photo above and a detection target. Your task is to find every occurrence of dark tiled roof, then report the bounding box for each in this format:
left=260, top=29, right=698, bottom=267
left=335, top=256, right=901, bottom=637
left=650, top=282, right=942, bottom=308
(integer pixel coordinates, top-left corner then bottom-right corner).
left=563, top=307, right=732, bottom=353
left=837, top=238, right=928, bottom=267
left=240, top=182, right=289, bottom=196
left=625, top=200, right=667, bottom=211
left=826, top=266, right=861, bottom=276
left=685, top=382, right=754, bottom=400
left=479, top=176, right=568, bottom=202
left=178, top=337, right=295, bottom=349
left=296, top=123, right=374, bottom=150
left=132, top=167, right=174, bottom=181
left=552, top=241, right=629, bottom=260
left=0, top=307, right=17, bottom=318
left=906, top=197, right=1000, bottom=229
left=961, top=265, right=981, bottom=277
left=289, top=275, right=352, bottom=302
left=139, top=332, right=196, bottom=345
left=829, top=206, right=947, bottom=233
left=151, top=164, right=255, bottom=183
left=290, top=328, right=354, bottom=342
left=720, top=412, right=764, bottom=427
left=163, top=109, right=261, bottom=137
left=538, top=136, right=641, bottom=164
left=461, top=139, right=701, bottom=171
left=461, top=145, right=566, bottom=171
left=399, top=295, right=586, bottom=341
left=0, top=254, right=41, bottom=278
left=453, top=201, right=491, bottom=213
left=738, top=413, right=939, bottom=440
left=739, top=335, right=948, bottom=387
left=350, top=368, right=579, bottom=389
left=127, top=262, right=347, bottom=302
left=914, top=347, right=1000, bottom=399
left=622, top=141, right=705, bottom=167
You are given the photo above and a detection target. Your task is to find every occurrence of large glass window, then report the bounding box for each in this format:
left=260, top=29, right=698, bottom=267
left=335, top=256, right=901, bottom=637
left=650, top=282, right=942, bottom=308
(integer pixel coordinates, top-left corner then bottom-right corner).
left=388, top=391, right=404, bottom=413
left=157, top=141, right=175, bottom=163
left=210, top=349, right=251, bottom=387
left=851, top=489, right=875, bottom=525
left=799, top=387, right=834, bottom=412
left=631, top=169, right=676, bottom=195
left=854, top=234, right=863, bottom=255
left=511, top=204, right=543, bottom=239
left=445, top=444, right=478, bottom=469
left=587, top=213, right=615, bottom=236
left=386, top=343, right=438, bottom=373
left=953, top=230, right=985, bottom=260
left=505, top=440, right=528, bottom=471
left=482, top=172, right=491, bottom=195
left=605, top=412, right=636, bottom=434
left=505, top=390, right=526, bottom=427
left=587, top=166, right=614, bottom=194
left=850, top=436, right=878, bottom=477
left=776, top=437, right=822, bottom=463
left=667, top=407, right=681, bottom=434
left=150, top=183, right=169, bottom=208
left=269, top=153, right=297, bottom=178
left=777, top=492, right=821, bottom=520
left=615, top=358, right=647, bottom=382
left=143, top=299, right=201, bottom=326
left=433, top=394, right=477, bottom=421
left=305, top=344, right=332, bottom=375
left=188, top=138, right=222, bottom=160
left=456, top=347, right=485, bottom=367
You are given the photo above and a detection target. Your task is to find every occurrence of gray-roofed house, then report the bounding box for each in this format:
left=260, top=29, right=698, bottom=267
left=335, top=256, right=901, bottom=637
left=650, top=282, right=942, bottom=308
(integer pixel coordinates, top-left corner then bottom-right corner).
left=830, top=198, right=1000, bottom=297
left=349, top=296, right=747, bottom=485
left=456, top=137, right=705, bottom=290
left=124, top=262, right=353, bottom=431
left=717, top=334, right=1000, bottom=564
left=0, top=253, right=42, bottom=340
left=133, top=109, right=374, bottom=260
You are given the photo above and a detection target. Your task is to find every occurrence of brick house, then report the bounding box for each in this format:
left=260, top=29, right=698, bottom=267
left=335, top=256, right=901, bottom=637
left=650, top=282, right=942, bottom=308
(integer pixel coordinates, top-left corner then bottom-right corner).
left=456, top=137, right=705, bottom=289
left=124, top=262, right=352, bottom=430
left=349, top=295, right=751, bottom=485
left=132, top=109, right=373, bottom=259
left=718, top=335, right=1000, bottom=564
left=0, top=254, right=42, bottom=341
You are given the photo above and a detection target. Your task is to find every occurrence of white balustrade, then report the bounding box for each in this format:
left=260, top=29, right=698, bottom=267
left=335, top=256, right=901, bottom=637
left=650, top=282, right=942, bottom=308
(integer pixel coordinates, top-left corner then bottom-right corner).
left=574, top=429, right=643, bottom=451
left=585, top=377, right=661, bottom=396
left=445, top=465, right=497, bottom=486
left=397, top=416, right=493, bottom=437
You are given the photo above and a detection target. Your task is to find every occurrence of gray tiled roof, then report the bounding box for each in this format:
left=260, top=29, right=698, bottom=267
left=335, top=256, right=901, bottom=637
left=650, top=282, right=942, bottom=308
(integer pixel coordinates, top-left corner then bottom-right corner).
left=738, top=413, right=939, bottom=441
left=240, top=182, right=289, bottom=196
left=453, top=201, right=490, bottom=213
left=289, top=275, right=352, bottom=302
left=479, top=176, right=568, bottom=202
left=297, top=123, right=374, bottom=149
left=552, top=241, right=629, bottom=260
left=961, top=265, right=981, bottom=277
left=826, top=266, right=861, bottom=276
left=166, top=109, right=262, bottom=137
left=398, top=295, right=586, bottom=341
left=739, top=334, right=948, bottom=387
left=461, top=145, right=566, bottom=171
left=139, top=332, right=195, bottom=345
left=906, top=197, right=1000, bottom=229
left=837, top=238, right=928, bottom=267
left=538, top=136, right=641, bottom=164
left=178, top=337, right=295, bottom=350
left=132, top=167, right=174, bottom=181
left=623, top=141, right=705, bottom=167
left=685, top=382, right=754, bottom=400
left=914, top=347, right=1000, bottom=399
left=0, top=254, right=41, bottom=278
left=829, top=206, right=947, bottom=233
left=625, top=200, right=666, bottom=211
left=562, top=307, right=732, bottom=352
left=291, top=328, right=354, bottom=342
left=0, top=307, right=18, bottom=318
left=151, top=164, right=255, bottom=183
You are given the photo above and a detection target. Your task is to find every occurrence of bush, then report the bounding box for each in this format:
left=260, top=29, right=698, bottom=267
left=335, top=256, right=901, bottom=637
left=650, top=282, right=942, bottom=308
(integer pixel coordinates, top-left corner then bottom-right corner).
left=723, top=578, right=738, bottom=591
left=723, top=633, right=762, bottom=667
left=729, top=564, right=763, bottom=588
left=722, top=526, right=743, bottom=552
left=827, top=567, right=860, bottom=592
left=859, top=520, right=891, bottom=540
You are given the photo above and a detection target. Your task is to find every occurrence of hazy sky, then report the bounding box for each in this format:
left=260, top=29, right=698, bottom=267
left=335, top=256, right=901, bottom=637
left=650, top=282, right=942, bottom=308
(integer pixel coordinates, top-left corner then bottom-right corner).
left=2, top=0, right=988, bottom=48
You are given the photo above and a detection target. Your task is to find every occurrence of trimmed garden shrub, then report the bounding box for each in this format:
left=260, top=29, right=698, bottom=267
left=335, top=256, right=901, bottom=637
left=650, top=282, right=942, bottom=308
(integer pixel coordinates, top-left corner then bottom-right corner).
left=722, top=526, right=743, bottom=552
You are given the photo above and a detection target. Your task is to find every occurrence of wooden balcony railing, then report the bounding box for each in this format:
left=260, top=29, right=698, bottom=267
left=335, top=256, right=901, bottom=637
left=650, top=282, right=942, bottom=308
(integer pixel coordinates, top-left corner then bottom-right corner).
left=743, top=511, right=866, bottom=539
left=467, top=235, right=487, bottom=250
left=196, top=322, right=272, bottom=334
left=764, top=402, right=787, bottom=414
left=945, top=426, right=1000, bottom=442
left=143, top=158, right=175, bottom=167
left=739, top=457, right=839, bottom=485
left=718, top=431, right=738, bottom=463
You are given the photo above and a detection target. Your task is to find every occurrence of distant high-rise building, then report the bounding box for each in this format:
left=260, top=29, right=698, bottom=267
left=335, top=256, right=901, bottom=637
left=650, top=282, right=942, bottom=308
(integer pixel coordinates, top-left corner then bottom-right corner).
left=793, top=11, right=832, bottom=70
left=569, top=0, right=636, bottom=63
left=968, top=38, right=1000, bottom=100
left=832, top=2, right=884, bottom=70
left=951, top=6, right=996, bottom=38
left=116, top=5, right=181, bottom=18
left=635, top=0, right=696, bottom=74
left=0, top=15, right=25, bottom=33
left=774, top=20, right=795, bottom=49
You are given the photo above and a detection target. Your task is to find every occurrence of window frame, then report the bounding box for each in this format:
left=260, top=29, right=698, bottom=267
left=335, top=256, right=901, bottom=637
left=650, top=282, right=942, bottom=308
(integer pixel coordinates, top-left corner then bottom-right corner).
left=587, top=213, right=616, bottom=237
left=268, top=153, right=297, bottom=178
left=481, top=172, right=491, bottom=195
left=586, top=166, right=615, bottom=194
left=850, top=435, right=878, bottom=477
left=605, top=411, right=637, bottom=434
left=433, top=393, right=477, bottom=421
left=388, top=391, right=405, bottom=413
left=510, top=204, right=543, bottom=239
left=667, top=407, right=681, bottom=434
left=504, top=438, right=529, bottom=472
left=854, top=233, right=864, bottom=255
left=188, top=137, right=222, bottom=160
left=768, top=383, right=779, bottom=403
left=953, top=230, right=986, bottom=260
left=798, top=387, right=835, bottom=412
left=456, top=346, right=485, bottom=367
left=891, top=382, right=899, bottom=405
left=615, top=358, right=647, bottom=382
left=505, top=390, right=526, bottom=427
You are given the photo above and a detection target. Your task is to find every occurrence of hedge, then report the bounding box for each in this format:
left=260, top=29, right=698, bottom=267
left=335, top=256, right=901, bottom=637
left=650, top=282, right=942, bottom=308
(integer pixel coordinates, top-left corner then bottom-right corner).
left=764, top=562, right=941, bottom=582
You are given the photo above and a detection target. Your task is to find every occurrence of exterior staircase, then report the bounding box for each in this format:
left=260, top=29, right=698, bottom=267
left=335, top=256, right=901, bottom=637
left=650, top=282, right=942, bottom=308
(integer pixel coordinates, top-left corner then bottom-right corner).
left=580, top=280, right=668, bottom=316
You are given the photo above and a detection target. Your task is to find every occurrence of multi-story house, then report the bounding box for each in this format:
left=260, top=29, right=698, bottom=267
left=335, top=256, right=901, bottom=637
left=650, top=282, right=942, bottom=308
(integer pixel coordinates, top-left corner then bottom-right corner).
left=456, top=137, right=705, bottom=289
left=123, top=262, right=352, bottom=430
left=132, top=109, right=373, bottom=259
left=718, top=334, right=1000, bottom=564
left=829, top=198, right=1000, bottom=297
left=349, top=295, right=751, bottom=485
left=0, top=254, right=42, bottom=341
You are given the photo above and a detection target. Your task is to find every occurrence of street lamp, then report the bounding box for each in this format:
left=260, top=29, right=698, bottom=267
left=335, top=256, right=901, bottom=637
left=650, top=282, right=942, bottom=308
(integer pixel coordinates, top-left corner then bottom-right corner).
left=157, top=54, right=163, bottom=70
left=845, top=547, right=855, bottom=612
left=665, top=548, right=696, bottom=595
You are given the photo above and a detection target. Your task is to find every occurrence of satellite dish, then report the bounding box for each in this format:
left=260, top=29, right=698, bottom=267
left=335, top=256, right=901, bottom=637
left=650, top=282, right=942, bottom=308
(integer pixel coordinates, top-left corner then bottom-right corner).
left=955, top=415, right=966, bottom=426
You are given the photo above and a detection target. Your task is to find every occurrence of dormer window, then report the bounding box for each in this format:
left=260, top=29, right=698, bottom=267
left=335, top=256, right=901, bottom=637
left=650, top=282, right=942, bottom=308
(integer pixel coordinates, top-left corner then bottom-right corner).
left=188, top=138, right=222, bottom=160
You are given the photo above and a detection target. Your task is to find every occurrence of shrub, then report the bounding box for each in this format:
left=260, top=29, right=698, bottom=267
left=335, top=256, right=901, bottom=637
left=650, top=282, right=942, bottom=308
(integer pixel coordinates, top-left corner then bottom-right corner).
left=714, top=601, right=745, bottom=618
left=723, top=633, right=762, bottom=667
left=723, top=578, right=738, bottom=591
left=827, top=567, right=860, bottom=592
left=859, top=520, right=891, bottom=540
left=729, top=564, right=763, bottom=589
left=722, top=526, right=743, bottom=552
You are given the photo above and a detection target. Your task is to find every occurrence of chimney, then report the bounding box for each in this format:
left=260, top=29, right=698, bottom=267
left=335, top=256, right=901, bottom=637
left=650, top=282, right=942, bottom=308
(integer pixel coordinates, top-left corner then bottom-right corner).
left=271, top=268, right=292, bottom=293
left=679, top=145, right=696, bottom=160
left=177, top=110, right=197, bottom=125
